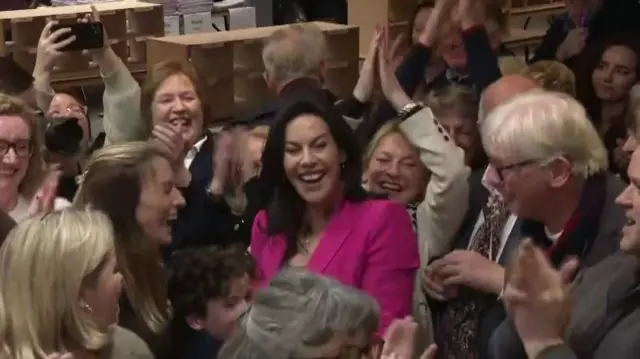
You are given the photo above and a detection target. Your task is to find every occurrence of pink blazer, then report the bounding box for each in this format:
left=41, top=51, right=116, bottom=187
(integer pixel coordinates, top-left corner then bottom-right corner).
left=250, top=199, right=419, bottom=335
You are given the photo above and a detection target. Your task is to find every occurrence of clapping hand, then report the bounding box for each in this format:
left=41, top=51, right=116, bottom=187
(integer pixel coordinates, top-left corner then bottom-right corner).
left=503, top=239, right=579, bottom=359
left=28, top=165, right=62, bottom=216
left=151, top=123, right=191, bottom=187
left=556, top=28, right=588, bottom=61
left=381, top=317, right=437, bottom=359
left=613, top=137, right=631, bottom=170
left=352, top=25, right=383, bottom=103
left=377, top=26, right=412, bottom=112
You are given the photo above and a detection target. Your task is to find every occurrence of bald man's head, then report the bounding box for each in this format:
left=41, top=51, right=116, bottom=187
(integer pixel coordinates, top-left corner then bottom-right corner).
left=480, top=75, right=539, bottom=120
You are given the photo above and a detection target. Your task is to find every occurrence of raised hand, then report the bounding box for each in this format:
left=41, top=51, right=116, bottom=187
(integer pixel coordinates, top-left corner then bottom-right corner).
left=377, top=26, right=412, bottom=112
left=381, top=317, right=437, bottom=359
left=35, top=21, right=76, bottom=72
left=209, top=130, right=235, bottom=197
left=352, top=25, right=384, bottom=103
left=28, top=165, right=62, bottom=216
left=503, top=239, right=578, bottom=359
left=151, top=123, right=186, bottom=163
left=556, top=27, right=588, bottom=61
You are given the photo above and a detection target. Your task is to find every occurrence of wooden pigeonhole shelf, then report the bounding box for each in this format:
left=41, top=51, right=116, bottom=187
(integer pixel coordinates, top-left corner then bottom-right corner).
left=348, top=0, right=420, bottom=58
left=0, top=1, right=164, bottom=86
left=146, top=21, right=360, bottom=123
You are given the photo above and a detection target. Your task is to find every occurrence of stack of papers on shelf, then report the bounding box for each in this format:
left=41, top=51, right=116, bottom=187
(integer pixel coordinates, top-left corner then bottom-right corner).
left=213, top=0, right=245, bottom=10
left=157, top=0, right=179, bottom=15
left=51, top=0, right=120, bottom=4
left=178, top=0, right=213, bottom=14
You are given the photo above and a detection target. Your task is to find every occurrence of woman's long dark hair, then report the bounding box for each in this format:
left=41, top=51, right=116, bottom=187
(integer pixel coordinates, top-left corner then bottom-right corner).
left=575, top=35, right=640, bottom=129
left=259, top=92, right=367, bottom=264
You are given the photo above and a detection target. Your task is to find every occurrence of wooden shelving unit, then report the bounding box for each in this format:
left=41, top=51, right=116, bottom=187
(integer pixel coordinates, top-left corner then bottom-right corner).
left=348, top=0, right=419, bottom=58
left=146, top=21, right=360, bottom=122
left=0, top=1, right=164, bottom=86
left=348, top=0, right=564, bottom=59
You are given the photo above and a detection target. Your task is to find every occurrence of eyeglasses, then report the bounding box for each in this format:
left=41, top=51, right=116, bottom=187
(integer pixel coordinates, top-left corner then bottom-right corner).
left=0, top=140, right=32, bottom=158
left=493, top=159, right=536, bottom=181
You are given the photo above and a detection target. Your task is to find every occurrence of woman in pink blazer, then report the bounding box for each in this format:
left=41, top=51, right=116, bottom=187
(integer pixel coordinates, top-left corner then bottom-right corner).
left=250, top=95, right=419, bottom=336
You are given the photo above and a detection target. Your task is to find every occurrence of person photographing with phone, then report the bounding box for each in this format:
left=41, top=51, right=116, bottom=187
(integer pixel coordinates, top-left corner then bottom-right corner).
left=32, top=5, right=146, bottom=200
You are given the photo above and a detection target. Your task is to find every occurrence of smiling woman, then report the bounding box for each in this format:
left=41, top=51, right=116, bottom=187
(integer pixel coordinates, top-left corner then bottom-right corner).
left=251, top=93, right=419, bottom=336
left=0, top=93, right=72, bottom=221
left=363, top=121, right=426, bottom=204
left=73, top=141, right=185, bottom=356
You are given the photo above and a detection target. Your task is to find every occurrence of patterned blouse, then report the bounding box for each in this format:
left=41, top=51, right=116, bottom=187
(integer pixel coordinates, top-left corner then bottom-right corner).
left=406, top=202, right=419, bottom=233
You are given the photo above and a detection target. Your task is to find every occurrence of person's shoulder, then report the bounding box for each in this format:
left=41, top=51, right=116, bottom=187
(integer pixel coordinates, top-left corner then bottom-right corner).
left=109, top=325, right=154, bottom=359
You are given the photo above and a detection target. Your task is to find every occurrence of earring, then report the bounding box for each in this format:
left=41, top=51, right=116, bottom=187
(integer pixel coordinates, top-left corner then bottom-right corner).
left=81, top=302, right=93, bottom=313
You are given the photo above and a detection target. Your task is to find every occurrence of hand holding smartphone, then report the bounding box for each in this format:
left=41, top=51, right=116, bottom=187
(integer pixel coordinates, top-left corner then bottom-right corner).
left=49, top=22, right=104, bottom=52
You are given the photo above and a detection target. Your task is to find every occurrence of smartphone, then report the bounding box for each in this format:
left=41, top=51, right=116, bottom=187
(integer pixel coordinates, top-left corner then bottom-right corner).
left=50, top=22, right=104, bottom=52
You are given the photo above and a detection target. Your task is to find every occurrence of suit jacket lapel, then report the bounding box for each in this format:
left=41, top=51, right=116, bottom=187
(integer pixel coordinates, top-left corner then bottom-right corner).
left=307, top=201, right=354, bottom=273
left=498, top=218, right=523, bottom=266
left=190, top=135, right=214, bottom=186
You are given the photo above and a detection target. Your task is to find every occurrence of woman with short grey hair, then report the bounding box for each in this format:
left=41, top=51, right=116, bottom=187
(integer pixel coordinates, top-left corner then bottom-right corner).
left=218, top=268, right=380, bottom=359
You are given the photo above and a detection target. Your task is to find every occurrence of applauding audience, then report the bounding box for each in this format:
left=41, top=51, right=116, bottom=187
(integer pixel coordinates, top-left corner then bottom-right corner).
left=0, top=0, right=639, bottom=357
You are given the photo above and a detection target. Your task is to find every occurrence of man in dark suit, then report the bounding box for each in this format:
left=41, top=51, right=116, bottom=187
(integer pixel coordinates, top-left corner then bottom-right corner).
left=481, top=90, right=626, bottom=359
left=423, top=77, right=623, bottom=359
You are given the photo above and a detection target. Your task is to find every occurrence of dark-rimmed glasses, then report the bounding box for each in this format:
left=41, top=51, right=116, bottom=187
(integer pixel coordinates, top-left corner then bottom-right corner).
left=493, top=159, right=537, bottom=181
left=0, top=140, right=32, bottom=158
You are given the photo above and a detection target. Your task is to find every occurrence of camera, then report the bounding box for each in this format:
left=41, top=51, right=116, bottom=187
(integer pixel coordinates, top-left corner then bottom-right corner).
left=44, top=117, right=84, bottom=157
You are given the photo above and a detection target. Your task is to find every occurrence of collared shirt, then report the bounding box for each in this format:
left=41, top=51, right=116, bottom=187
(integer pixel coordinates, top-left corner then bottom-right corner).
left=466, top=167, right=518, bottom=261
left=184, top=136, right=207, bottom=169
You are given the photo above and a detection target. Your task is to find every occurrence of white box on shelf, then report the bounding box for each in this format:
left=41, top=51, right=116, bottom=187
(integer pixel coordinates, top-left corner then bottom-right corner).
left=164, top=15, right=181, bottom=36
left=228, top=6, right=256, bottom=30
left=183, top=12, right=214, bottom=34
left=212, top=14, right=226, bottom=31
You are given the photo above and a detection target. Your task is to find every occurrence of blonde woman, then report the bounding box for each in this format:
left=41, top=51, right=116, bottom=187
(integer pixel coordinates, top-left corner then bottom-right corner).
left=73, top=142, right=185, bottom=355
left=0, top=94, right=70, bottom=221
left=0, top=208, right=152, bottom=359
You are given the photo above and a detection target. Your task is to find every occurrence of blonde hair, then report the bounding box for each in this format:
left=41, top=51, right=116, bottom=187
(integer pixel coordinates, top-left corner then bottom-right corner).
left=481, top=90, right=608, bottom=178
left=363, top=120, right=418, bottom=171
left=0, top=208, right=115, bottom=359
left=74, top=142, right=171, bottom=334
left=0, top=93, right=45, bottom=198
left=521, top=60, right=576, bottom=97
left=625, top=84, right=640, bottom=133
left=262, top=24, right=327, bottom=87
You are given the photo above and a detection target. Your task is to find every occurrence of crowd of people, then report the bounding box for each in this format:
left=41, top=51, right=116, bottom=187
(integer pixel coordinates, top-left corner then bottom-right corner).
left=1, top=0, right=640, bottom=358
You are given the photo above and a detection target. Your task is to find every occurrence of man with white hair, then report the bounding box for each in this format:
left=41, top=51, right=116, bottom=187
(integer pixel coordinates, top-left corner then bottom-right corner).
left=423, top=83, right=624, bottom=359
left=480, top=91, right=622, bottom=264
left=422, top=75, right=540, bottom=359
left=487, top=92, right=631, bottom=359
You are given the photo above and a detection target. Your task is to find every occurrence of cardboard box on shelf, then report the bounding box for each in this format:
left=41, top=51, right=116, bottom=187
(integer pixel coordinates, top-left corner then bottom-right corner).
left=183, top=12, right=214, bottom=34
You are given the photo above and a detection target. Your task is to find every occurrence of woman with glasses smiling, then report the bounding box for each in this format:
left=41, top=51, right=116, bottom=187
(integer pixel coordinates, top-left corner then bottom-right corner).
left=0, top=94, right=70, bottom=221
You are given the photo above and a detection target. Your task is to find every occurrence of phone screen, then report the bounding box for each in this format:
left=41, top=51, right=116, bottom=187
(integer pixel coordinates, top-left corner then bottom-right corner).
left=50, top=22, right=104, bottom=52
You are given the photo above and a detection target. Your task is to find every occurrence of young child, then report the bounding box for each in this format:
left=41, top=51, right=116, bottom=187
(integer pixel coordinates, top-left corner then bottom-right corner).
left=166, top=245, right=255, bottom=359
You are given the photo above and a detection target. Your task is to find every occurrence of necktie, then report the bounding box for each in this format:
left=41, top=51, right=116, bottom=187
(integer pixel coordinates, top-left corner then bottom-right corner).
left=438, top=194, right=510, bottom=359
